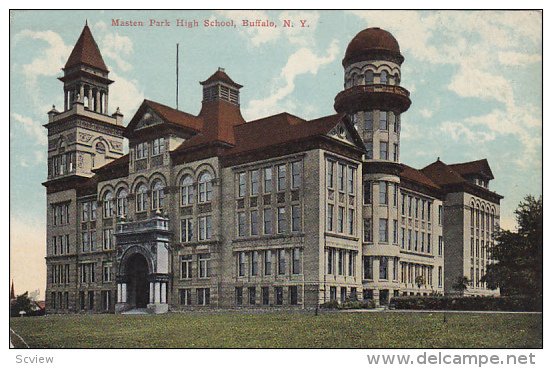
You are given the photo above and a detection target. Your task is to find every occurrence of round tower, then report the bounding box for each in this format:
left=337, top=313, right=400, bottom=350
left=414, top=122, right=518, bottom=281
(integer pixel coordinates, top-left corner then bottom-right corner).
left=335, top=28, right=411, bottom=306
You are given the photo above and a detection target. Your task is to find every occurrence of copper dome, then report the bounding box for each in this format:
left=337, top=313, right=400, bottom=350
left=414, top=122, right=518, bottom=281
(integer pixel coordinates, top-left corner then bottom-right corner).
left=343, top=27, right=404, bottom=66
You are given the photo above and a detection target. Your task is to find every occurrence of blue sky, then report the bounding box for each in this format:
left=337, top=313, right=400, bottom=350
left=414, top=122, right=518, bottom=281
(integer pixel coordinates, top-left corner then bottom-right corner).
left=9, top=10, right=542, bottom=295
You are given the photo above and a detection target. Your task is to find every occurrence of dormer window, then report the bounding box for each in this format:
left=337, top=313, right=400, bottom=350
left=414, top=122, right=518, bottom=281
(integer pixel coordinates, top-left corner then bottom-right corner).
left=136, top=142, right=148, bottom=160
left=152, top=137, right=165, bottom=156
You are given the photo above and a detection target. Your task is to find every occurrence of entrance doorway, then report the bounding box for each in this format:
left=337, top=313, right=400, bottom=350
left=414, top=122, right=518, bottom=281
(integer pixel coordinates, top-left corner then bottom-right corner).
left=126, top=253, right=149, bottom=308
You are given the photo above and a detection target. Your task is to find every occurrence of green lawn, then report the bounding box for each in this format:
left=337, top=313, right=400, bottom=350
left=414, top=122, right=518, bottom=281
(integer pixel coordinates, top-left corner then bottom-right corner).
left=10, top=311, right=542, bottom=349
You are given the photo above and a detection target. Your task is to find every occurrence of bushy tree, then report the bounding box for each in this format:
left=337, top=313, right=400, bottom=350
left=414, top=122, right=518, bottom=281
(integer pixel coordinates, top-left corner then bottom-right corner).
left=10, top=292, right=33, bottom=317
left=483, top=195, right=542, bottom=299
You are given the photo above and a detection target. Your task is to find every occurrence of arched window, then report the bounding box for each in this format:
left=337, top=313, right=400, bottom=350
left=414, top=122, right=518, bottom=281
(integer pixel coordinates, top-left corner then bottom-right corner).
left=198, top=171, right=213, bottom=203
left=394, top=73, right=400, bottom=86
left=151, top=180, right=165, bottom=211
left=103, top=191, right=113, bottom=218
left=136, top=183, right=148, bottom=212
left=96, top=142, right=106, bottom=154
left=380, top=71, right=388, bottom=85
left=180, top=175, right=194, bottom=206
left=116, top=188, right=128, bottom=217
left=351, top=73, right=359, bottom=86
left=365, top=70, right=374, bottom=84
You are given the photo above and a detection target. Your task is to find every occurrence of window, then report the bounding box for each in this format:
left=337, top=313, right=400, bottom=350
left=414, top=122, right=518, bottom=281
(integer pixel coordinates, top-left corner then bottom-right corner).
left=275, top=287, right=283, bottom=305
left=427, top=234, right=432, bottom=253
left=180, top=176, right=194, bottom=206
left=238, top=172, right=246, bottom=197
left=103, top=191, right=113, bottom=218
left=379, top=256, right=389, bottom=280
left=337, top=207, right=345, bottom=233
left=438, top=266, right=443, bottom=287
left=401, top=194, right=406, bottom=215
left=330, top=286, right=337, bottom=301
left=198, top=216, right=212, bottom=240
left=393, top=144, right=398, bottom=161
left=393, top=220, right=398, bottom=244
left=263, top=167, right=273, bottom=193
left=250, top=210, right=259, bottom=236
left=365, top=70, right=374, bottom=84
left=379, top=182, right=388, bottom=205
left=235, top=287, right=243, bottom=305
left=427, top=202, right=432, bottom=222
left=136, top=142, right=148, bottom=159
left=408, top=196, right=413, bottom=217
left=180, top=289, right=192, bottom=305
left=348, top=208, right=355, bottom=235
left=337, top=250, right=344, bottom=275
left=363, top=181, right=372, bottom=204
left=250, top=170, right=259, bottom=196
left=327, top=248, right=335, bottom=274
left=379, top=111, right=388, bottom=130
left=394, top=114, right=400, bottom=132
left=379, top=219, right=388, bottom=243
left=277, top=164, right=286, bottom=191
left=103, top=262, right=112, bottom=282
left=380, top=71, right=388, bottom=84
left=415, top=199, right=419, bottom=218
left=289, top=286, right=298, bottom=305
left=152, top=137, right=165, bottom=156
left=261, top=287, right=269, bottom=305
left=248, top=287, right=256, bottom=305
left=263, top=208, right=273, bottom=234
left=291, top=205, right=301, bottom=232
left=197, top=288, right=210, bottom=305
left=102, top=228, right=113, bottom=250
left=292, top=248, right=301, bottom=274
left=277, top=207, right=287, bottom=233
left=264, top=250, right=272, bottom=275
left=363, top=219, right=373, bottom=242
left=364, top=111, right=373, bottom=130
left=393, top=258, right=399, bottom=281
left=414, top=231, right=419, bottom=251
left=380, top=141, right=388, bottom=160
left=348, top=251, right=356, bottom=276
left=438, top=205, right=443, bottom=225
left=180, top=256, right=192, bottom=279
left=181, top=218, right=193, bottom=242
left=327, top=160, right=335, bottom=188
left=401, top=227, right=405, bottom=248
left=421, top=231, right=425, bottom=252
left=82, top=202, right=90, bottom=222
left=438, top=236, right=443, bottom=256
left=237, top=212, right=246, bottom=237
left=251, top=251, right=259, bottom=276
left=116, top=189, right=128, bottom=217
left=327, top=204, right=334, bottom=231
left=408, top=229, right=412, bottom=250
left=347, top=167, right=355, bottom=194
left=136, top=184, right=147, bottom=212
left=278, top=249, right=286, bottom=275
left=338, top=164, right=345, bottom=191
left=151, top=180, right=165, bottom=210
left=81, top=232, right=89, bottom=252
left=91, top=201, right=97, bottom=220
left=198, top=171, right=213, bottom=203
left=365, top=142, right=373, bottom=159
left=238, top=252, right=246, bottom=277
left=291, top=161, right=302, bottom=189
left=198, top=254, right=211, bottom=278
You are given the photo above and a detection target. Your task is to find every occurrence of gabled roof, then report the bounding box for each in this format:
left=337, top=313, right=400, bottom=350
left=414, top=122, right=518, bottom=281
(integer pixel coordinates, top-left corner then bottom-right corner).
left=92, top=154, right=129, bottom=180
left=400, top=164, right=441, bottom=190
left=449, top=159, right=494, bottom=180
left=64, top=24, right=108, bottom=72
left=200, top=68, right=243, bottom=88
left=421, top=159, right=467, bottom=186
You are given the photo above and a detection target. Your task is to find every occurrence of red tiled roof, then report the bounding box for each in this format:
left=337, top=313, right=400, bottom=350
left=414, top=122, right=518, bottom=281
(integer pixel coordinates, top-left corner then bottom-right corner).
left=343, top=27, right=404, bottom=65
left=421, top=159, right=467, bottom=186
left=399, top=164, right=441, bottom=190
left=93, top=154, right=129, bottom=175
left=449, top=159, right=494, bottom=180
left=200, top=69, right=242, bottom=88
left=65, top=25, right=108, bottom=72
left=143, top=99, right=203, bottom=132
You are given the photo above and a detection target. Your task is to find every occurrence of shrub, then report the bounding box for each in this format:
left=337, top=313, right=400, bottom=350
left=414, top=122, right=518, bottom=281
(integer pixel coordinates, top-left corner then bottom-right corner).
left=319, top=299, right=376, bottom=310
left=389, top=295, right=541, bottom=312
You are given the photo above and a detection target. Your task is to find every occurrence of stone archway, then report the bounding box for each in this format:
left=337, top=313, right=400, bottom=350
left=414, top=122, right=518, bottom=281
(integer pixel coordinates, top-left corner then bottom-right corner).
left=126, top=253, right=149, bottom=308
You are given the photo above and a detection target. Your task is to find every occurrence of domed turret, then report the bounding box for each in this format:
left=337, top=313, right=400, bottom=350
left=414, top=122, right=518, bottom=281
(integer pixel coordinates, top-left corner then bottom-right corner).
left=343, top=27, right=404, bottom=66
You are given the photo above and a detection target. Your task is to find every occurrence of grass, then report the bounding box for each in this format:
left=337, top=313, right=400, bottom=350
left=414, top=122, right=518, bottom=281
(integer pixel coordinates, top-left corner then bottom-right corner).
left=10, top=311, right=542, bottom=349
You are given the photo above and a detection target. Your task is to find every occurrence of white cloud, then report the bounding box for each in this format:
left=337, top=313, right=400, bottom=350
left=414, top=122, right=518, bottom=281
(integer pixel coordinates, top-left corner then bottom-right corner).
left=440, top=121, right=496, bottom=143
left=244, top=40, right=339, bottom=119
left=419, top=108, right=433, bottom=118
left=100, top=33, right=134, bottom=72
left=497, top=51, right=542, bottom=66
left=109, top=72, right=144, bottom=117
left=11, top=113, right=47, bottom=146
left=447, top=66, right=515, bottom=106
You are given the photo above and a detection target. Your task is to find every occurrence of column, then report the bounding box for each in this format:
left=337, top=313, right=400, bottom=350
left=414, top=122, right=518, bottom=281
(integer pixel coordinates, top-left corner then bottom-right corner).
left=64, top=90, right=68, bottom=111
left=154, top=282, right=160, bottom=304
left=121, top=283, right=127, bottom=303
left=95, top=90, right=101, bottom=113
left=79, top=84, right=84, bottom=102
left=117, top=284, right=122, bottom=303
left=149, top=282, right=154, bottom=304
left=87, top=88, right=93, bottom=110
left=161, top=283, right=166, bottom=304
left=104, top=92, right=109, bottom=114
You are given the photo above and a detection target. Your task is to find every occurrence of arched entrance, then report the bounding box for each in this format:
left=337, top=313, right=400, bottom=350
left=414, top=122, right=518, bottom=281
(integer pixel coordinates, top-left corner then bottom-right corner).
left=126, top=253, right=149, bottom=308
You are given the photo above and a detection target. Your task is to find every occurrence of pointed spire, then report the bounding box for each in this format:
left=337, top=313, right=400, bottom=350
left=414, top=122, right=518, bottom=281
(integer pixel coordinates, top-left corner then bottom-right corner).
left=10, top=280, right=15, bottom=300
left=64, top=24, right=108, bottom=72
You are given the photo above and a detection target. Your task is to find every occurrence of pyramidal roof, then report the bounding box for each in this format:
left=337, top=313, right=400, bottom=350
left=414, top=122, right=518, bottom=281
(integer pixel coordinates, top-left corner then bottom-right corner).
left=64, top=24, right=108, bottom=72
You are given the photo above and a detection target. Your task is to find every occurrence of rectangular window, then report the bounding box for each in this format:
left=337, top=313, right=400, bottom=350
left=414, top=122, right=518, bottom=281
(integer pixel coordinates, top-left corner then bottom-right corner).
left=401, top=227, right=405, bottom=248
left=408, top=196, right=413, bottom=217
left=408, top=229, right=412, bottom=250
left=237, top=212, right=246, bottom=237
left=277, top=207, right=287, bottom=233
left=329, top=286, right=337, bottom=301
left=379, top=111, right=388, bottom=130
left=379, top=182, right=388, bottom=205
left=337, top=250, right=344, bottom=275
left=235, top=287, right=243, bottom=305
left=238, top=251, right=246, bottom=277
left=82, top=202, right=89, bottom=222
left=327, top=160, right=335, bottom=188
left=380, top=141, right=388, bottom=160
left=421, top=199, right=426, bottom=219
left=263, top=208, right=273, bottom=234
left=365, top=142, right=373, bottom=159
left=364, top=111, right=373, bottom=130
left=289, top=286, right=298, bottom=305
left=427, top=234, right=432, bottom=253
left=102, top=262, right=112, bottom=283
left=363, top=219, right=373, bottom=242
left=277, top=164, right=286, bottom=191
left=348, top=251, right=356, bottom=276
left=151, top=137, right=165, bottom=156
left=264, top=250, right=272, bottom=275
left=327, top=248, right=334, bottom=274
left=401, top=194, right=406, bottom=215
left=250, top=170, right=259, bottom=196
left=181, top=218, right=194, bottom=242
left=250, top=210, right=259, bottom=236
left=393, top=143, right=398, bottom=161
left=347, top=208, right=355, bottom=235
left=278, top=249, right=286, bottom=275
left=393, top=220, right=398, bottom=244
left=238, top=172, right=246, bottom=197
left=248, top=287, right=256, bottom=305
left=347, top=166, right=355, bottom=194
left=327, top=204, right=334, bottom=231
left=438, top=205, right=443, bottom=225
left=438, top=236, right=443, bottom=256
left=102, top=228, right=113, bottom=250
left=291, top=161, right=302, bottom=189
left=180, top=255, right=192, bottom=279
left=262, top=287, right=269, bottom=305
left=414, top=231, right=419, bottom=251
left=363, top=181, right=372, bottom=204
left=438, top=266, right=443, bottom=287
left=415, top=198, right=419, bottom=218
left=198, top=254, right=211, bottom=278
left=363, top=256, right=373, bottom=279
left=338, top=163, right=345, bottom=191
left=337, top=207, right=345, bottom=233
left=393, top=258, right=399, bottom=281
left=379, top=218, right=388, bottom=243
left=180, top=289, right=192, bottom=305
left=421, top=231, right=425, bottom=252
left=264, top=167, right=273, bottom=193
left=275, top=287, right=283, bottom=305
left=427, top=202, right=432, bottom=222
left=198, top=216, right=212, bottom=240
left=379, top=257, right=388, bottom=280
left=292, top=248, right=301, bottom=274
left=291, top=205, right=301, bottom=232
left=250, top=251, right=259, bottom=276
left=197, top=288, right=210, bottom=306
left=81, top=232, right=89, bottom=252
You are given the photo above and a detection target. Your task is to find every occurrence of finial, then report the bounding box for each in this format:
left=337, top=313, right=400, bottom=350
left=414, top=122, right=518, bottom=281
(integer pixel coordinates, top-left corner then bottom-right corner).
left=52, top=104, right=55, bottom=109
left=437, top=156, right=440, bottom=161
left=85, top=19, right=88, bottom=26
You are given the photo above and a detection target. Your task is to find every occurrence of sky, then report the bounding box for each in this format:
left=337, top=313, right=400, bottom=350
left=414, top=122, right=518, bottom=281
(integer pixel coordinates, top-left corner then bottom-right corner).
left=9, top=10, right=542, bottom=298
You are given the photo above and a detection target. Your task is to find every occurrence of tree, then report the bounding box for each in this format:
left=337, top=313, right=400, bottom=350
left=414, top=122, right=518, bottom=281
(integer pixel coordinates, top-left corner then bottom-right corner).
left=452, top=276, right=469, bottom=293
left=483, top=195, right=542, bottom=299
left=10, top=292, right=33, bottom=317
